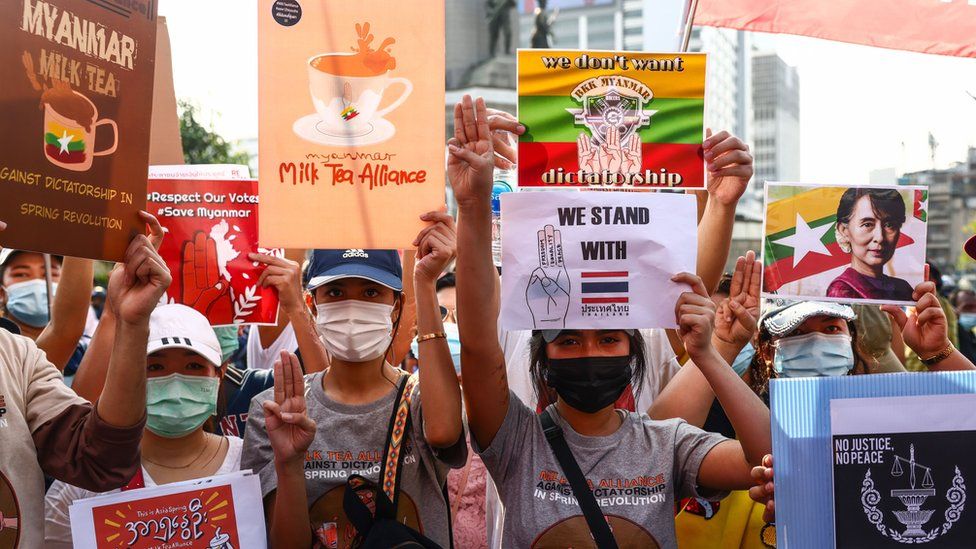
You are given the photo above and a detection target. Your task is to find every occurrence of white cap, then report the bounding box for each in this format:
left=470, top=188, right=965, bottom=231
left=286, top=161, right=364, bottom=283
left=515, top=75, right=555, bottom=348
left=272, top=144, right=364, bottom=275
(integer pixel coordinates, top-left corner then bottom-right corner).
left=148, top=304, right=222, bottom=367
left=761, top=300, right=856, bottom=338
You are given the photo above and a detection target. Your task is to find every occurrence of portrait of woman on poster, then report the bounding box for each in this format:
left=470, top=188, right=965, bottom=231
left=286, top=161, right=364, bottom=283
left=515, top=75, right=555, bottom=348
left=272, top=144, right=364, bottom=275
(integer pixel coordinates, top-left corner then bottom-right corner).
left=826, top=188, right=915, bottom=302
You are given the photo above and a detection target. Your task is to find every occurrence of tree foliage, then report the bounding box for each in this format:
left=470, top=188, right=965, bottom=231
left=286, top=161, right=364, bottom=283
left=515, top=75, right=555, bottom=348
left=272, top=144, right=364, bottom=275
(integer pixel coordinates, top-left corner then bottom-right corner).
left=178, top=100, right=250, bottom=166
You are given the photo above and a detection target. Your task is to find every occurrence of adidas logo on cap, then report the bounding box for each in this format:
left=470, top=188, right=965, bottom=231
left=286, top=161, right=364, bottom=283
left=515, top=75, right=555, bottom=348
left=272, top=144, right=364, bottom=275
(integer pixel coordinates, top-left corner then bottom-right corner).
left=342, top=249, right=369, bottom=259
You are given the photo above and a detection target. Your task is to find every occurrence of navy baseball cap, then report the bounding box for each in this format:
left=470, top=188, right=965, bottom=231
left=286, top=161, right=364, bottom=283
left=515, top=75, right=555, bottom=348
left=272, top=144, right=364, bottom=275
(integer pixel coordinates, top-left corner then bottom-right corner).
left=305, top=249, right=403, bottom=292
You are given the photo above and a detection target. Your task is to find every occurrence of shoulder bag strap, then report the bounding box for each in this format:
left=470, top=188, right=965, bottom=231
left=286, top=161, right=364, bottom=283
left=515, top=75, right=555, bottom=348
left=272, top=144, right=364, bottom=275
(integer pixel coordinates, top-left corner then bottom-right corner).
left=540, top=409, right=619, bottom=549
left=376, top=372, right=420, bottom=517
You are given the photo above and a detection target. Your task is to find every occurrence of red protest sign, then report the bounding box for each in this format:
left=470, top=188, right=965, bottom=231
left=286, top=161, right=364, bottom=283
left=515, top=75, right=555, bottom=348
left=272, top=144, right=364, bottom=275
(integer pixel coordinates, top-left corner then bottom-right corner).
left=148, top=178, right=280, bottom=326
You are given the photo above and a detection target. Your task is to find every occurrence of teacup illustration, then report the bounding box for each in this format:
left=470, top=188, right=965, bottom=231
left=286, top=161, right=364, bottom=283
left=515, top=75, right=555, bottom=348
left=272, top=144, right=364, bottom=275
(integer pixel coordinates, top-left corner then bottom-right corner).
left=42, top=89, right=118, bottom=172
left=307, top=52, right=412, bottom=138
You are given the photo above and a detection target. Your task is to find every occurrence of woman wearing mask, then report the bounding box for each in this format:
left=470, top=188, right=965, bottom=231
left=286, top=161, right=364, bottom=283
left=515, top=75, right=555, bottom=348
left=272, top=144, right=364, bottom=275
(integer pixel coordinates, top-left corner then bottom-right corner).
left=242, top=216, right=464, bottom=548
left=451, top=95, right=771, bottom=547
left=44, top=304, right=242, bottom=547
left=747, top=276, right=973, bottom=397
left=827, top=188, right=914, bottom=301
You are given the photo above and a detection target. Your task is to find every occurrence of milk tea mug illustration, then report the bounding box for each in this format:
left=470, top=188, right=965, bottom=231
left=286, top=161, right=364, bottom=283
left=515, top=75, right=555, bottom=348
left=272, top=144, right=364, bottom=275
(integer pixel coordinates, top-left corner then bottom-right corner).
left=304, top=22, right=411, bottom=138
left=42, top=88, right=118, bottom=172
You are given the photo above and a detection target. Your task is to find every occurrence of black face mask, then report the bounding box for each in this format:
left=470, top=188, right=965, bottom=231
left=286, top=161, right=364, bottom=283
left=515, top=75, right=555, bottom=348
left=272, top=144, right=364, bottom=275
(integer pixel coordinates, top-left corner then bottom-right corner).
left=545, top=356, right=633, bottom=413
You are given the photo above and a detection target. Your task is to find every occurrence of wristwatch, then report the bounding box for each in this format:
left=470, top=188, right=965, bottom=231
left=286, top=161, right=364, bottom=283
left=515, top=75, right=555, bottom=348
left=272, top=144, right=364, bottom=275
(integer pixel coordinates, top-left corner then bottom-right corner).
left=921, top=342, right=955, bottom=367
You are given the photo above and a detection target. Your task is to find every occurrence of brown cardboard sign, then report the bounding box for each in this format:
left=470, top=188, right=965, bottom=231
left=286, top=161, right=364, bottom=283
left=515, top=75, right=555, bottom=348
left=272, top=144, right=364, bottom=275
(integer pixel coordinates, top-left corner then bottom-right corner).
left=0, top=0, right=158, bottom=261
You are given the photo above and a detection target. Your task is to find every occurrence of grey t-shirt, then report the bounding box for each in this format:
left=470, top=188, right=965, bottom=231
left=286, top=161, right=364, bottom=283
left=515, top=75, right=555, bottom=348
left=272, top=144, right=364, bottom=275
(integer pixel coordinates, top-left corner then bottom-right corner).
left=477, top=392, right=728, bottom=548
left=241, top=371, right=465, bottom=548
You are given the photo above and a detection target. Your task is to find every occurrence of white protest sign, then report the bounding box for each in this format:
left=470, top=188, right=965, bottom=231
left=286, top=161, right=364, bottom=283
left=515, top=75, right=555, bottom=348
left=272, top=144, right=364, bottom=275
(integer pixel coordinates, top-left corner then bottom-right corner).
left=500, top=191, right=697, bottom=330
left=69, top=471, right=267, bottom=548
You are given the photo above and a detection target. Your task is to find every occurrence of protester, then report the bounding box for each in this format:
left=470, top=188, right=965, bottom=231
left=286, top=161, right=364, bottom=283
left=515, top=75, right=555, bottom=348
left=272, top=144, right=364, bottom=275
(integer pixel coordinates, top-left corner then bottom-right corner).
left=746, top=278, right=974, bottom=397
left=952, top=289, right=976, bottom=363
left=0, top=249, right=95, bottom=372
left=44, top=304, right=244, bottom=547
left=827, top=188, right=914, bottom=301
left=851, top=304, right=905, bottom=372
left=242, top=218, right=464, bottom=548
left=0, top=213, right=168, bottom=548
left=451, top=95, right=770, bottom=547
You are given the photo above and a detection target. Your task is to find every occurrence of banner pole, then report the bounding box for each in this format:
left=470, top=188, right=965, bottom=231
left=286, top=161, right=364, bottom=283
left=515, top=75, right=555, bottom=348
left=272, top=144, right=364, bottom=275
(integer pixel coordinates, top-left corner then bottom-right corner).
left=680, top=0, right=700, bottom=52
left=43, top=253, right=53, bottom=320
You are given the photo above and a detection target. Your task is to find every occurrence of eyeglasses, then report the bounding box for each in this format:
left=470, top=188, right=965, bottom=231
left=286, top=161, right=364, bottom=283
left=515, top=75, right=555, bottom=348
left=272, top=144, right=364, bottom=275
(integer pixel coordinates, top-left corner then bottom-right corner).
left=439, top=305, right=457, bottom=322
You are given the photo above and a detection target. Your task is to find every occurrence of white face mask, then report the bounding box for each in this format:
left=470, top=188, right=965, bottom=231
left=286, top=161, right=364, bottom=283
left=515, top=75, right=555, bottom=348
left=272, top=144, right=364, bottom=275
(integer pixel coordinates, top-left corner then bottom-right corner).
left=315, top=300, right=395, bottom=362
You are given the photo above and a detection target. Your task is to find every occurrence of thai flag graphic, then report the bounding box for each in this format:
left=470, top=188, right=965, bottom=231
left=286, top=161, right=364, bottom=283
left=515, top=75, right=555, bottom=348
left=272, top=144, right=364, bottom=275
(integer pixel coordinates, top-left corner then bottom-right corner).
left=580, top=271, right=629, bottom=304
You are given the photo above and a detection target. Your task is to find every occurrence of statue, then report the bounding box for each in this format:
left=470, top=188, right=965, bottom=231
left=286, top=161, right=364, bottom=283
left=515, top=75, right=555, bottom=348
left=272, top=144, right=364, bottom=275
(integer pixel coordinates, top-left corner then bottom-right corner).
left=487, top=0, right=516, bottom=56
left=530, top=0, right=558, bottom=49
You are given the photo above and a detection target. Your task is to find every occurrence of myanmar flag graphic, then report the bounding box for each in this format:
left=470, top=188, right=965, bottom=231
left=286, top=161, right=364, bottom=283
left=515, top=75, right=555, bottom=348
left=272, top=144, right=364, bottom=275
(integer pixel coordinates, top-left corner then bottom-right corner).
left=762, top=184, right=926, bottom=299
left=517, top=50, right=706, bottom=189
left=45, top=121, right=87, bottom=165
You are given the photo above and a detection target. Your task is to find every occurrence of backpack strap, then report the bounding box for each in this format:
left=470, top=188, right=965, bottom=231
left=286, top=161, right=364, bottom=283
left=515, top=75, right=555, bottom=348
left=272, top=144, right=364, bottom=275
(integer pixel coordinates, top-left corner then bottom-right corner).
left=540, top=409, right=619, bottom=549
left=376, top=372, right=420, bottom=516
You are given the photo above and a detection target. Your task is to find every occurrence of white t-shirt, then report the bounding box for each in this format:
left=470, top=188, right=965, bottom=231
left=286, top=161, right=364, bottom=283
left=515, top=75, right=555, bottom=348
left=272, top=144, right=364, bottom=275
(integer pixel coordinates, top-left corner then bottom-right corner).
left=43, top=436, right=243, bottom=548
left=487, top=329, right=681, bottom=548
left=246, top=323, right=298, bottom=370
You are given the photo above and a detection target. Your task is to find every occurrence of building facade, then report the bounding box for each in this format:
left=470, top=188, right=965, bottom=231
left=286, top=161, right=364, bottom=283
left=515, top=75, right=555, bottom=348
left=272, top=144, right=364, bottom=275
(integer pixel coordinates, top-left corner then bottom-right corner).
left=752, top=52, right=800, bottom=193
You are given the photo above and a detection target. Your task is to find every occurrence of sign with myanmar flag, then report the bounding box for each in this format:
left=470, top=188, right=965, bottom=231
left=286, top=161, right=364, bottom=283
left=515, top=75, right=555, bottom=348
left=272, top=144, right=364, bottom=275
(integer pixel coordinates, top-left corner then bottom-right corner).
left=761, top=183, right=928, bottom=306
left=517, top=50, right=706, bottom=189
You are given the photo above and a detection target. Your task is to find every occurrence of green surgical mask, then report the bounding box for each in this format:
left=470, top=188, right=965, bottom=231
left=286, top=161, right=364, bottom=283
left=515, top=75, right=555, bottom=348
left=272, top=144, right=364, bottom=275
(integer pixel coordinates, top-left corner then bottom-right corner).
left=145, top=374, right=219, bottom=438
left=214, top=326, right=240, bottom=363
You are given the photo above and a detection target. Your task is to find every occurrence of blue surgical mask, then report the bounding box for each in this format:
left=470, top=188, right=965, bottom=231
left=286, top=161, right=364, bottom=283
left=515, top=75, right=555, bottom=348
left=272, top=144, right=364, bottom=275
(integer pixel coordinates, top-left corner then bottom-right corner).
left=4, top=279, right=56, bottom=327
left=731, top=344, right=755, bottom=377
left=410, top=322, right=462, bottom=373
left=773, top=332, right=854, bottom=378
left=959, top=313, right=976, bottom=333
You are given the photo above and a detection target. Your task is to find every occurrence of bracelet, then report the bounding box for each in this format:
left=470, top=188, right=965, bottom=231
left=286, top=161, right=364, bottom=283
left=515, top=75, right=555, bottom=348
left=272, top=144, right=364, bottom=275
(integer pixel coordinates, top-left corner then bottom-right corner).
left=921, top=342, right=955, bottom=366
left=417, top=332, right=447, bottom=343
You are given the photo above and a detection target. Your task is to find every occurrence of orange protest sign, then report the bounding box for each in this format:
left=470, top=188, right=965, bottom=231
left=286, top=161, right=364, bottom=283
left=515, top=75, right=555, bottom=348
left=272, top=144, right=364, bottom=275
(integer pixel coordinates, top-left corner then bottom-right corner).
left=258, top=1, right=446, bottom=249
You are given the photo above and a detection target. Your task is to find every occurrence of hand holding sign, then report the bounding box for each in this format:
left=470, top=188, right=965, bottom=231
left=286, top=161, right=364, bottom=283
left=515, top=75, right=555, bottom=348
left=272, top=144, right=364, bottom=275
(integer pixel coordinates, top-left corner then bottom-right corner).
left=413, top=211, right=457, bottom=285
left=749, top=454, right=775, bottom=523
left=704, top=129, right=753, bottom=207
left=108, top=212, right=172, bottom=325
left=181, top=231, right=234, bottom=320
left=265, top=351, right=317, bottom=465
left=882, top=268, right=951, bottom=359
left=527, top=225, right=571, bottom=328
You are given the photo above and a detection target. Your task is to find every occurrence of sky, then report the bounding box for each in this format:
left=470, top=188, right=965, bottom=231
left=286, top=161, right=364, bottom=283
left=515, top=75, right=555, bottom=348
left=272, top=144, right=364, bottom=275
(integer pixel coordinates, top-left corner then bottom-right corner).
left=158, top=0, right=976, bottom=183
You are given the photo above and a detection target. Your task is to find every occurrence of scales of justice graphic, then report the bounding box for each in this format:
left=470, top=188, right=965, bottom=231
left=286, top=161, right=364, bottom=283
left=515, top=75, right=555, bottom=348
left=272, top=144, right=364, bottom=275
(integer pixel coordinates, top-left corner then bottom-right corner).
left=889, top=443, right=936, bottom=538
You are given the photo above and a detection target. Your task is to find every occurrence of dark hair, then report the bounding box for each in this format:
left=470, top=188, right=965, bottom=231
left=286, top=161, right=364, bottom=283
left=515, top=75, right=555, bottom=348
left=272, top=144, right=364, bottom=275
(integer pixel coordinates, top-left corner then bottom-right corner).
left=715, top=273, right=734, bottom=297
left=528, top=330, right=647, bottom=409
left=747, top=319, right=876, bottom=395
left=836, top=188, right=906, bottom=229
left=436, top=272, right=456, bottom=292
left=927, top=261, right=943, bottom=292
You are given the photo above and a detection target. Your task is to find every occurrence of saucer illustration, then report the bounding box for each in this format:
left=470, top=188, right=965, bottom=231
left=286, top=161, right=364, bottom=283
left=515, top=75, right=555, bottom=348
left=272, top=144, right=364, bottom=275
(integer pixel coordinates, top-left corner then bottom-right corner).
left=293, top=114, right=396, bottom=146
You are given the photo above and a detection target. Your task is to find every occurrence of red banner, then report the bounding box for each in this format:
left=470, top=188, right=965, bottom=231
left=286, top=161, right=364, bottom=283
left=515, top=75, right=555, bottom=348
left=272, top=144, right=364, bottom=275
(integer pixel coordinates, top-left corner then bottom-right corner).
left=148, top=178, right=281, bottom=327
left=696, top=0, right=976, bottom=58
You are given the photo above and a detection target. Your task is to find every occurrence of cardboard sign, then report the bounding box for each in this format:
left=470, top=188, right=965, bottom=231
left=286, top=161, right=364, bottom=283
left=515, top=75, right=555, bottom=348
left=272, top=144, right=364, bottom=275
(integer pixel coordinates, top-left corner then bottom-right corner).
left=762, top=182, right=928, bottom=306
left=831, top=394, right=976, bottom=547
left=770, top=372, right=976, bottom=548
left=148, top=178, right=281, bottom=327
left=69, top=471, right=266, bottom=549
left=517, top=50, right=706, bottom=189
left=500, top=191, right=697, bottom=330
left=0, top=0, right=157, bottom=261
left=257, top=1, right=445, bottom=249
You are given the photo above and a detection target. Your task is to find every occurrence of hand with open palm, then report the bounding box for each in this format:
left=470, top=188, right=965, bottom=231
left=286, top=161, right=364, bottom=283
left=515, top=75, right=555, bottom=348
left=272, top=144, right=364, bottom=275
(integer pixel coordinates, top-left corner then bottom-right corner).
left=449, top=95, right=495, bottom=208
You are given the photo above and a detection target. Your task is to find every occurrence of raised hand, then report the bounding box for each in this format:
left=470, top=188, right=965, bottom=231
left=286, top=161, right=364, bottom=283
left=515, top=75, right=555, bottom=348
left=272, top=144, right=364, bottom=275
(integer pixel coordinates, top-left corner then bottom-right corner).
left=673, top=272, right=717, bottom=360
left=252, top=252, right=304, bottom=315
left=620, top=133, right=642, bottom=175
left=704, top=129, right=753, bottom=207
left=526, top=225, right=570, bottom=327
left=882, top=271, right=950, bottom=358
left=485, top=107, right=525, bottom=170
left=265, top=351, right=317, bottom=465
left=181, top=231, right=233, bottom=319
left=715, top=251, right=761, bottom=348
left=599, top=125, right=623, bottom=173
left=449, top=95, right=495, bottom=207
left=412, top=211, right=457, bottom=284
left=108, top=211, right=172, bottom=324
left=577, top=133, right=601, bottom=173
left=749, top=454, right=775, bottom=523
